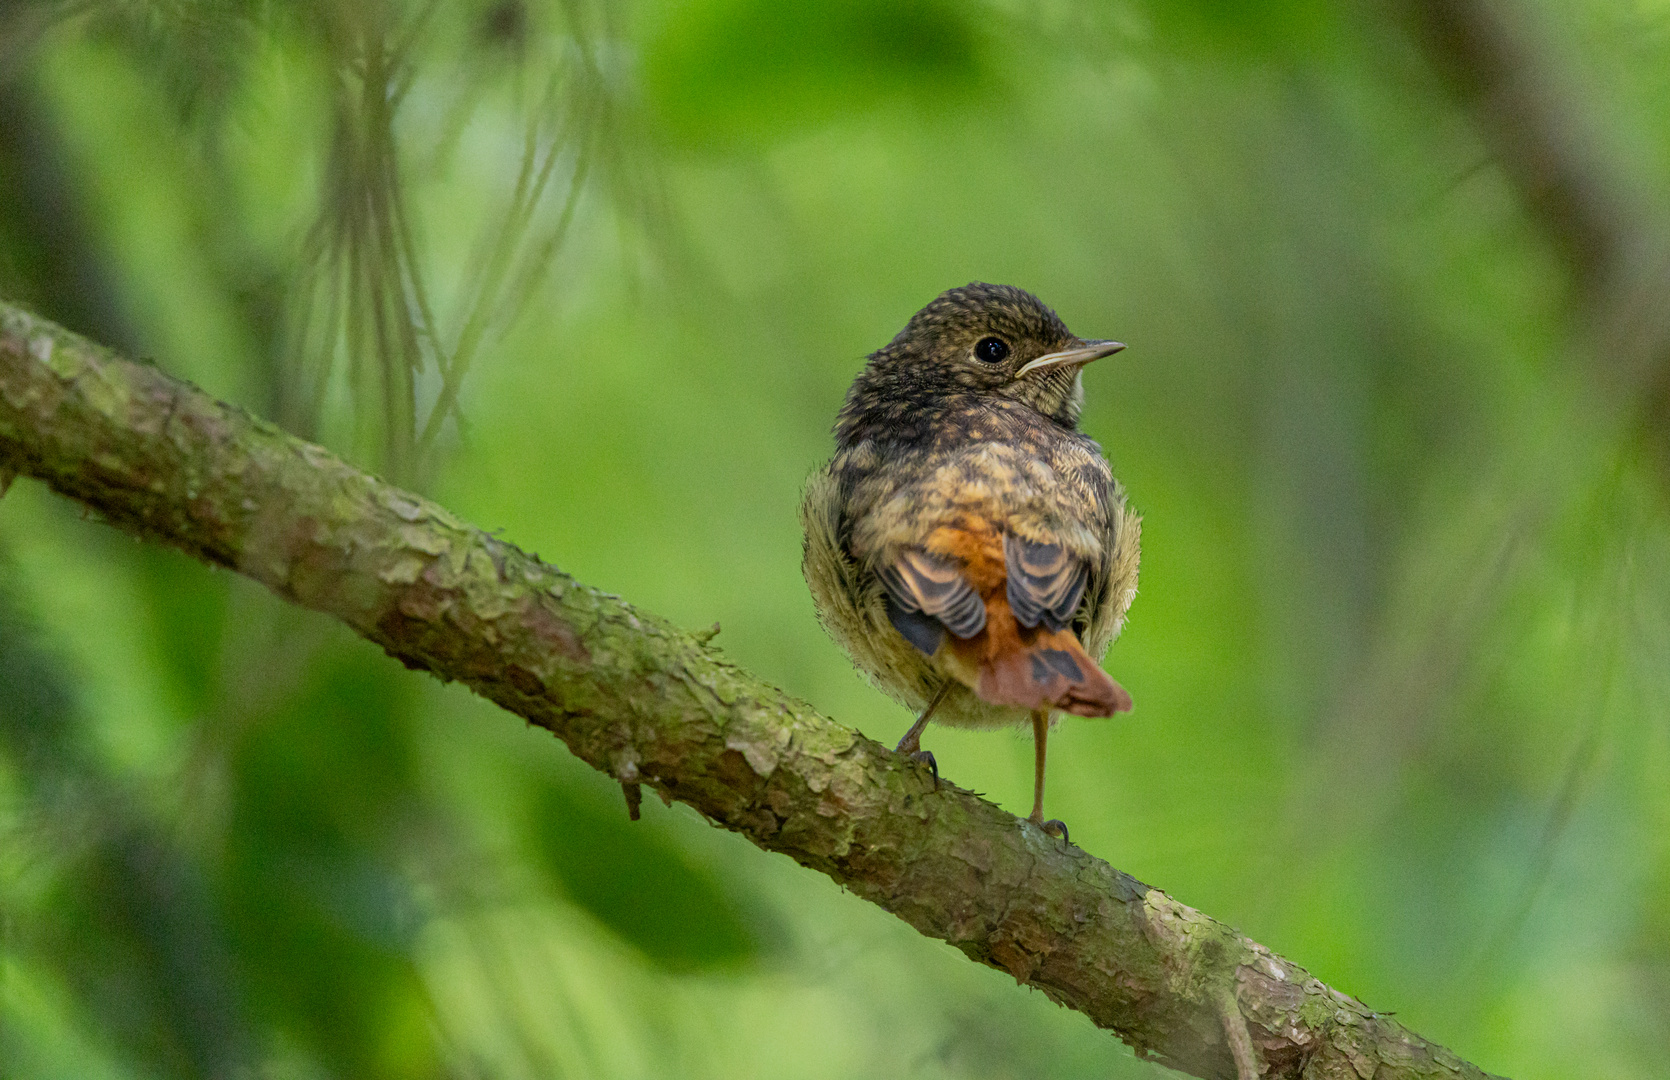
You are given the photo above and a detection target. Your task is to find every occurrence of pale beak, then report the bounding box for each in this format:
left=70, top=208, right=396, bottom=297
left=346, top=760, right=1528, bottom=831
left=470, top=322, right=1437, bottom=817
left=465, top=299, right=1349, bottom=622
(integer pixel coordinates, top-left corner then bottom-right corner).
left=1015, top=339, right=1126, bottom=377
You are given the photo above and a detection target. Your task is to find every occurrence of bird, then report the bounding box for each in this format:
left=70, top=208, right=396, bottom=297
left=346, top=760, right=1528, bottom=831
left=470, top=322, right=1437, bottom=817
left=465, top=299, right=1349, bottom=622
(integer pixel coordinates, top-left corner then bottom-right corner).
left=801, top=282, right=1140, bottom=840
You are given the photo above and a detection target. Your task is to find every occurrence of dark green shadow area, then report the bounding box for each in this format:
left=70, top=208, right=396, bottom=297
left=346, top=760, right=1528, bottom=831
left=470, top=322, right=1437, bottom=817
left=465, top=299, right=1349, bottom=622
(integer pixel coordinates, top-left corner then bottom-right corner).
left=527, top=775, right=769, bottom=971
left=645, top=0, right=992, bottom=149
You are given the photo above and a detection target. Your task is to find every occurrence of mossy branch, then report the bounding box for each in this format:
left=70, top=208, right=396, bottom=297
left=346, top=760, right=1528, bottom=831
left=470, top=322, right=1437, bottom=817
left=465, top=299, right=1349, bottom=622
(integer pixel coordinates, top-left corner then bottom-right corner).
left=0, top=301, right=1505, bottom=1080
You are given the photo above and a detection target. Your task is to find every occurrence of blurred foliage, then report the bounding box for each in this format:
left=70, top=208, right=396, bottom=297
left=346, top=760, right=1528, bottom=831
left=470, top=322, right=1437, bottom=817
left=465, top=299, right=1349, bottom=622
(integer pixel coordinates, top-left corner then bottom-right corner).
left=3, top=0, right=1670, bottom=1078
left=643, top=0, right=990, bottom=147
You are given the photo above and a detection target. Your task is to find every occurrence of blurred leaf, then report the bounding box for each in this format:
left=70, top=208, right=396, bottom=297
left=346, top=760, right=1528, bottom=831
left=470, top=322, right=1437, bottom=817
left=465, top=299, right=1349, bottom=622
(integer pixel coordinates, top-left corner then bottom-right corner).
left=130, top=544, right=231, bottom=721
left=528, top=779, right=763, bottom=971
left=1131, top=0, right=1340, bottom=60
left=644, top=0, right=990, bottom=149
left=223, top=643, right=443, bottom=1080
left=0, top=573, right=253, bottom=1080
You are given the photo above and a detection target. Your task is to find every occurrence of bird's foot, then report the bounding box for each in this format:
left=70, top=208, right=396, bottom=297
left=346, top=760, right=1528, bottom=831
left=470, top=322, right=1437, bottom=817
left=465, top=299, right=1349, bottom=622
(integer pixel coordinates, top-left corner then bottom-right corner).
left=907, top=749, right=939, bottom=790
left=1028, top=812, right=1070, bottom=843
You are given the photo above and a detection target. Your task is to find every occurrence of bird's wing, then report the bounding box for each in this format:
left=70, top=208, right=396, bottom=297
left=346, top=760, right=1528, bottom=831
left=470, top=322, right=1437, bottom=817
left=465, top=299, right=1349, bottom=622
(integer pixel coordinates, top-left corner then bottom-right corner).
left=1003, top=535, right=1090, bottom=633
left=876, top=548, right=987, bottom=650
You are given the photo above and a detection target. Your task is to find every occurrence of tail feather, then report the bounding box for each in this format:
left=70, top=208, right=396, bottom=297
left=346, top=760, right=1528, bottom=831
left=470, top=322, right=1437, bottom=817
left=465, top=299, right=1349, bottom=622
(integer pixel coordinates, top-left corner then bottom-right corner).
left=918, top=523, right=1132, bottom=719
left=977, top=627, right=1132, bottom=717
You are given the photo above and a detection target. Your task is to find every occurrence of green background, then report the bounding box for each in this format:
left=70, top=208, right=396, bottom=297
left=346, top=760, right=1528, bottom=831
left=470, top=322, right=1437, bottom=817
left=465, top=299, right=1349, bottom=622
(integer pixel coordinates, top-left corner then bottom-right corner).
left=2, top=1, right=1667, bottom=1076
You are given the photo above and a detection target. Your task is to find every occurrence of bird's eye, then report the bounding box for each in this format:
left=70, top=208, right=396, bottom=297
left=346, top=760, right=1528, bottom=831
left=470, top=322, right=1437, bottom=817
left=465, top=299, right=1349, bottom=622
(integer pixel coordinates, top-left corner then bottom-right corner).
left=973, top=337, right=1010, bottom=364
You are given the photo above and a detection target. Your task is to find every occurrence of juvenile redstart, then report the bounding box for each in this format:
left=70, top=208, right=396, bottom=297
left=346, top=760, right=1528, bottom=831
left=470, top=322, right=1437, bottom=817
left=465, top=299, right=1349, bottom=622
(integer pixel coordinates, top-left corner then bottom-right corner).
left=802, top=283, right=1139, bottom=839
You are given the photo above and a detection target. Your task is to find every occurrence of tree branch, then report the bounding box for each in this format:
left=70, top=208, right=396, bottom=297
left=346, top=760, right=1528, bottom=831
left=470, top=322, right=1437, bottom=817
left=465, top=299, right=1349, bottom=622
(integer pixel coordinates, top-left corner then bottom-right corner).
left=0, top=300, right=1504, bottom=1080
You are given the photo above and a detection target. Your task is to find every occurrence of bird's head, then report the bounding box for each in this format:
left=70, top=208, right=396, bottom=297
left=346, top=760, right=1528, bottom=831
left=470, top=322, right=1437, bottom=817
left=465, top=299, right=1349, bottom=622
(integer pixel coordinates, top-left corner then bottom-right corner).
left=847, top=283, right=1123, bottom=432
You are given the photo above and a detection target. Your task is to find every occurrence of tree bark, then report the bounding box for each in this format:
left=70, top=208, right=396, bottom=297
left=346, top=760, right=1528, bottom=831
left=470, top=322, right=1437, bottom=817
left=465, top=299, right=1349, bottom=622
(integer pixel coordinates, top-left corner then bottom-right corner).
left=0, top=300, right=1505, bottom=1080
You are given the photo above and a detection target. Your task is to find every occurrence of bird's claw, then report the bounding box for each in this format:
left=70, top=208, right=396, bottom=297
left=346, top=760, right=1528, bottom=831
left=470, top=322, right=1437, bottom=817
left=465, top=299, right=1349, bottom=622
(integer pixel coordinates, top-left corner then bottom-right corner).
left=1041, top=818, right=1070, bottom=843
left=908, top=749, right=939, bottom=790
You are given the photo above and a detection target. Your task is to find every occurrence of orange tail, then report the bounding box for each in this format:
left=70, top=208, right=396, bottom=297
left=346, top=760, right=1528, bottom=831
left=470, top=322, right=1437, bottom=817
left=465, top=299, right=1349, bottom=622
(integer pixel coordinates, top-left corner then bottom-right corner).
left=921, top=520, right=1132, bottom=718
left=977, top=627, right=1131, bottom=717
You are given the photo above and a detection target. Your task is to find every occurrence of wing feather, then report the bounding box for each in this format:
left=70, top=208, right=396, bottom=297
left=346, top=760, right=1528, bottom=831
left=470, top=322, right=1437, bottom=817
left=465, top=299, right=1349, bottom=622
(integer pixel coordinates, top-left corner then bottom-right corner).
left=1004, top=535, right=1089, bottom=633
left=876, top=548, right=987, bottom=646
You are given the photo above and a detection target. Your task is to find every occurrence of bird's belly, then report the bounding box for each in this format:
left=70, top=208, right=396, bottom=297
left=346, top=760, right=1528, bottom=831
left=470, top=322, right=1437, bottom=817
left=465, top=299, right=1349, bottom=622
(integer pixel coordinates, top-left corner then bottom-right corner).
left=928, top=680, right=1033, bottom=730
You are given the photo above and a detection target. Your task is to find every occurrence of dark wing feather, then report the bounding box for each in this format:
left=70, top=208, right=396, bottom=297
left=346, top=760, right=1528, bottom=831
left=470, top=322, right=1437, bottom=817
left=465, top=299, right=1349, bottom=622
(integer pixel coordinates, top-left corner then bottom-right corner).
left=876, top=548, right=986, bottom=648
left=1004, top=535, right=1089, bottom=633
left=884, top=597, right=946, bottom=655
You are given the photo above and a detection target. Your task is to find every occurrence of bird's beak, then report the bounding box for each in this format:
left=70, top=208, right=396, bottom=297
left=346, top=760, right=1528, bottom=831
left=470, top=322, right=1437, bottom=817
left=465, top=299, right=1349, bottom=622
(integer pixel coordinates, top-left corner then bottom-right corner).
left=1015, top=339, right=1126, bottom=377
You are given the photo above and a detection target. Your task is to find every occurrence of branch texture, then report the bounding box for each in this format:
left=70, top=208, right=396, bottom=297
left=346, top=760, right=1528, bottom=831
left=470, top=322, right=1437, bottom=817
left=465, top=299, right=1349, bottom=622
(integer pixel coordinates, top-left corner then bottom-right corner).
left=0, top=301, right=1503, bottom=1080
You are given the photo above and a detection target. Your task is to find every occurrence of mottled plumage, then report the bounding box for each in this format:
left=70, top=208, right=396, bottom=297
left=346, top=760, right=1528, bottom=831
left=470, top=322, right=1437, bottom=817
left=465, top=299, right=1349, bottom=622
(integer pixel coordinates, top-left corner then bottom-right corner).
left=801, top=283, right=1140, bottom=837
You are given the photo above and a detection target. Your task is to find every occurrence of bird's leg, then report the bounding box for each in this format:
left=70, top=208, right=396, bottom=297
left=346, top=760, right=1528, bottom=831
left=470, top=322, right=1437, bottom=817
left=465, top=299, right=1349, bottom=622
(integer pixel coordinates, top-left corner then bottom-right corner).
left=896, top=683, right=950, bottom=788
left=1030, top=709, right=1069, bottom=842
left=1028, top=709, right=1050, bottom=824
left=895, top=682, right=950, bottom=754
